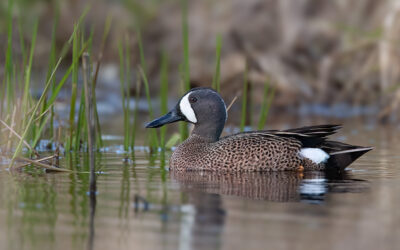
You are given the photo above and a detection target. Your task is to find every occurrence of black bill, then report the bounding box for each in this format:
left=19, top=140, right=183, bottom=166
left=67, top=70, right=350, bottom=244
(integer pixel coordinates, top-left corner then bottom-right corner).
left=145, top=110, right=184, bottom=128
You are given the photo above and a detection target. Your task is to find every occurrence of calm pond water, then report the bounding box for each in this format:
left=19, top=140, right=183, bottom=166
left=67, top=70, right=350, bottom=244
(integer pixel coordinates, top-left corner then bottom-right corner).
left=1, top=123, right=400, bottom=250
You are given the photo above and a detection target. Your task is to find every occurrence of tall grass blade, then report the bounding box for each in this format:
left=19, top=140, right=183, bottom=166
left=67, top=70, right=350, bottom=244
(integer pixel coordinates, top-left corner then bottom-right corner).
left=74, top=25, right=95, bottom=150
left=212, top=34, right=222, bottom=92
left=125, top=36, right=132, bottom=150
left=139, top=67, right=159, bottom=150
left=130, top=74, right=142, bottom=151
left=118, top=39, right=130, bottom=151
left=136, top=28, right=147, bottom=77
left=92, top=16, right=112, bottom=149
left=4, top=0, right=14, bottom=114
left=82, top=52, right=96, bottom=193
left=240, top=63, right=248, bottom=132
left=18, top=18, right=27, bottom=76
left=47, top=11, right=60, bottom=140
left=68, top=24, right=80, bottom=151
left=257, top=81, right=275, bottom=130
left=180, top=0, right=190, bottom=140
left=160, top=51, right=169, bottom=149
left=181, top=0, right=190, bottom=92
left=136, top=27, right=159, bottom=150
left=22, top=19, right=39, bottom=131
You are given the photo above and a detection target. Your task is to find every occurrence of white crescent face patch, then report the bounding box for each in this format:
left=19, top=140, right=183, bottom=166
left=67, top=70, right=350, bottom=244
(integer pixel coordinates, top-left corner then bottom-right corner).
left=179, top=92, right=197, bottom=123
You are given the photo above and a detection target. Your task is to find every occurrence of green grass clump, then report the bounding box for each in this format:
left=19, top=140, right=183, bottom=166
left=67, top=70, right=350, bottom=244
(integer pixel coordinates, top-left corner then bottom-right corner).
left=0, top=7, right=99, bottom=168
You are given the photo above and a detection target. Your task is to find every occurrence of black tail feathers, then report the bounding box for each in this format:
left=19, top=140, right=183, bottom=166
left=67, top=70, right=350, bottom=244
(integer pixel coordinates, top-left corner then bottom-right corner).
left=325, top=147, right=373, bottom=171
left=320, top=140, right=372, bottom=171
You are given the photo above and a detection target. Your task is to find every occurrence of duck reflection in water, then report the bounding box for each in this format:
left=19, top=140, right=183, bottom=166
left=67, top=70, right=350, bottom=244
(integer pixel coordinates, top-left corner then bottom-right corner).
left=171, top=170, right=369, bottom=203
left=168, top=169, right=369, bottom=250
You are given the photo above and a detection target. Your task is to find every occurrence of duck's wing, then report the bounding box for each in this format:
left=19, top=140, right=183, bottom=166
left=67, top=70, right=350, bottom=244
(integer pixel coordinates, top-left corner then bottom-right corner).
left=221, top=124, right=341, bottom=147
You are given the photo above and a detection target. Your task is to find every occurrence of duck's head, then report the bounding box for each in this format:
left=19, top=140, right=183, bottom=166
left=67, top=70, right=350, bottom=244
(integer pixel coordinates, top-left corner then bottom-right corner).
left=146, top=88, right=227, bottom=142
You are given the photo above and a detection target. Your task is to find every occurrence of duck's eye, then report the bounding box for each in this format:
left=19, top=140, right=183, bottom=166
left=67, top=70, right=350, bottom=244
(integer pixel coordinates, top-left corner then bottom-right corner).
left=189, top=96, right=197, bottom=103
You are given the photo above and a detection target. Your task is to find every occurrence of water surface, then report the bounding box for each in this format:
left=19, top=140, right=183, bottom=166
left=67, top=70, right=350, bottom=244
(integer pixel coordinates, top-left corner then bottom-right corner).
left=1, top=125, right=400, bottom=250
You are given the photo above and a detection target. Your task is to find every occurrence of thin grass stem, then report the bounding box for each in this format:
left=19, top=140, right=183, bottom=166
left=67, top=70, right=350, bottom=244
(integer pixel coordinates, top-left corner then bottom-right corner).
left=212, top=34, right=222, bottom=92
left=240, top=63, right=248, bottom=132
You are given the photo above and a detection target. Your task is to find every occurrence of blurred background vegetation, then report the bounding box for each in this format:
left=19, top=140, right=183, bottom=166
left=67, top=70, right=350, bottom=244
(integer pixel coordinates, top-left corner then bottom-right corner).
left=1, top=0, right=400, bottom=124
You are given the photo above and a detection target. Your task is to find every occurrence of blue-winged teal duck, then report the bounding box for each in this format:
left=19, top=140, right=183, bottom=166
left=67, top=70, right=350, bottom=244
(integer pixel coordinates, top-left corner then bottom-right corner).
left=146, top=88, right=372, bottom=172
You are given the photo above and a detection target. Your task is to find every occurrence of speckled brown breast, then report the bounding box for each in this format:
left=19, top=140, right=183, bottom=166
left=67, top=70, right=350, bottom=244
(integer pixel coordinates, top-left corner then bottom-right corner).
left=170, top=134, right=323, bottom=172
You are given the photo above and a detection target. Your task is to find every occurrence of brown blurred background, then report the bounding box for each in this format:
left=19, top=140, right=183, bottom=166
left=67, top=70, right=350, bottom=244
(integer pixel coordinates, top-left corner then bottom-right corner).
left=1, top=0, right=400, bottom=123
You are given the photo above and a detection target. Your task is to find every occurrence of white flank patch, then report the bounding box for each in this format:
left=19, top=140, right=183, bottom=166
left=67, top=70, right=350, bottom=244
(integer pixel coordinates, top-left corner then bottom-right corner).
left=180, top=92, right=197, bottom=123
left=299, top=148, right=330, bottom=164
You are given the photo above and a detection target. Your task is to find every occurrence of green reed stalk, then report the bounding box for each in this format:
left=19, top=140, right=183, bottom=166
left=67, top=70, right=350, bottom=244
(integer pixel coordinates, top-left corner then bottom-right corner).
left=74, top=27, right=95, bottom=150
left=47, top=12, right=59, bottom=140
left=180, top=0, right=190, bottom=141
left=94, top=102, right=103, bottom=149
left=257, top=81, right=275, bottom=130
left=181, top=0, right=190, bottom=92
left=136, top=27, right=159, bottom=150
left=82, top=52, right=96, bottom=193
left=160, top=51, right=169, bottom=149
left=118, top=39, right=130, bottom=151
left=92, top=16, right=112, bottom=149
left=136, top=28, right=147, bottom=78
left=130, top=74, right=141, bottom=151
left=18, top=19, right=27, bottom=79
left=125, top=36, right=132, bottom=150
left=67, top=24, right=80, bottom=151
left=117, top=41, right=126, bottom=143
left=75, top=28, right=89, bottom=150
left=212, top=34, right=222, bottom=92
left=4, top=0, right=14, bottom=114
left=75, top=86, right=86, bottom=150
left=139, top=67, right=159, bottom=150
left=240, top=64, right=248, bottom=132
left=31, top=113, right=51, bottom=149
left=22, top=19, right=38, bottom=131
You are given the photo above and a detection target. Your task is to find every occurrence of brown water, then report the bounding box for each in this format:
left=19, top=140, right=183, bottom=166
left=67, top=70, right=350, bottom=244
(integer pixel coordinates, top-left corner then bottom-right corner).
left=1, top=124, right=400, bottom=250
